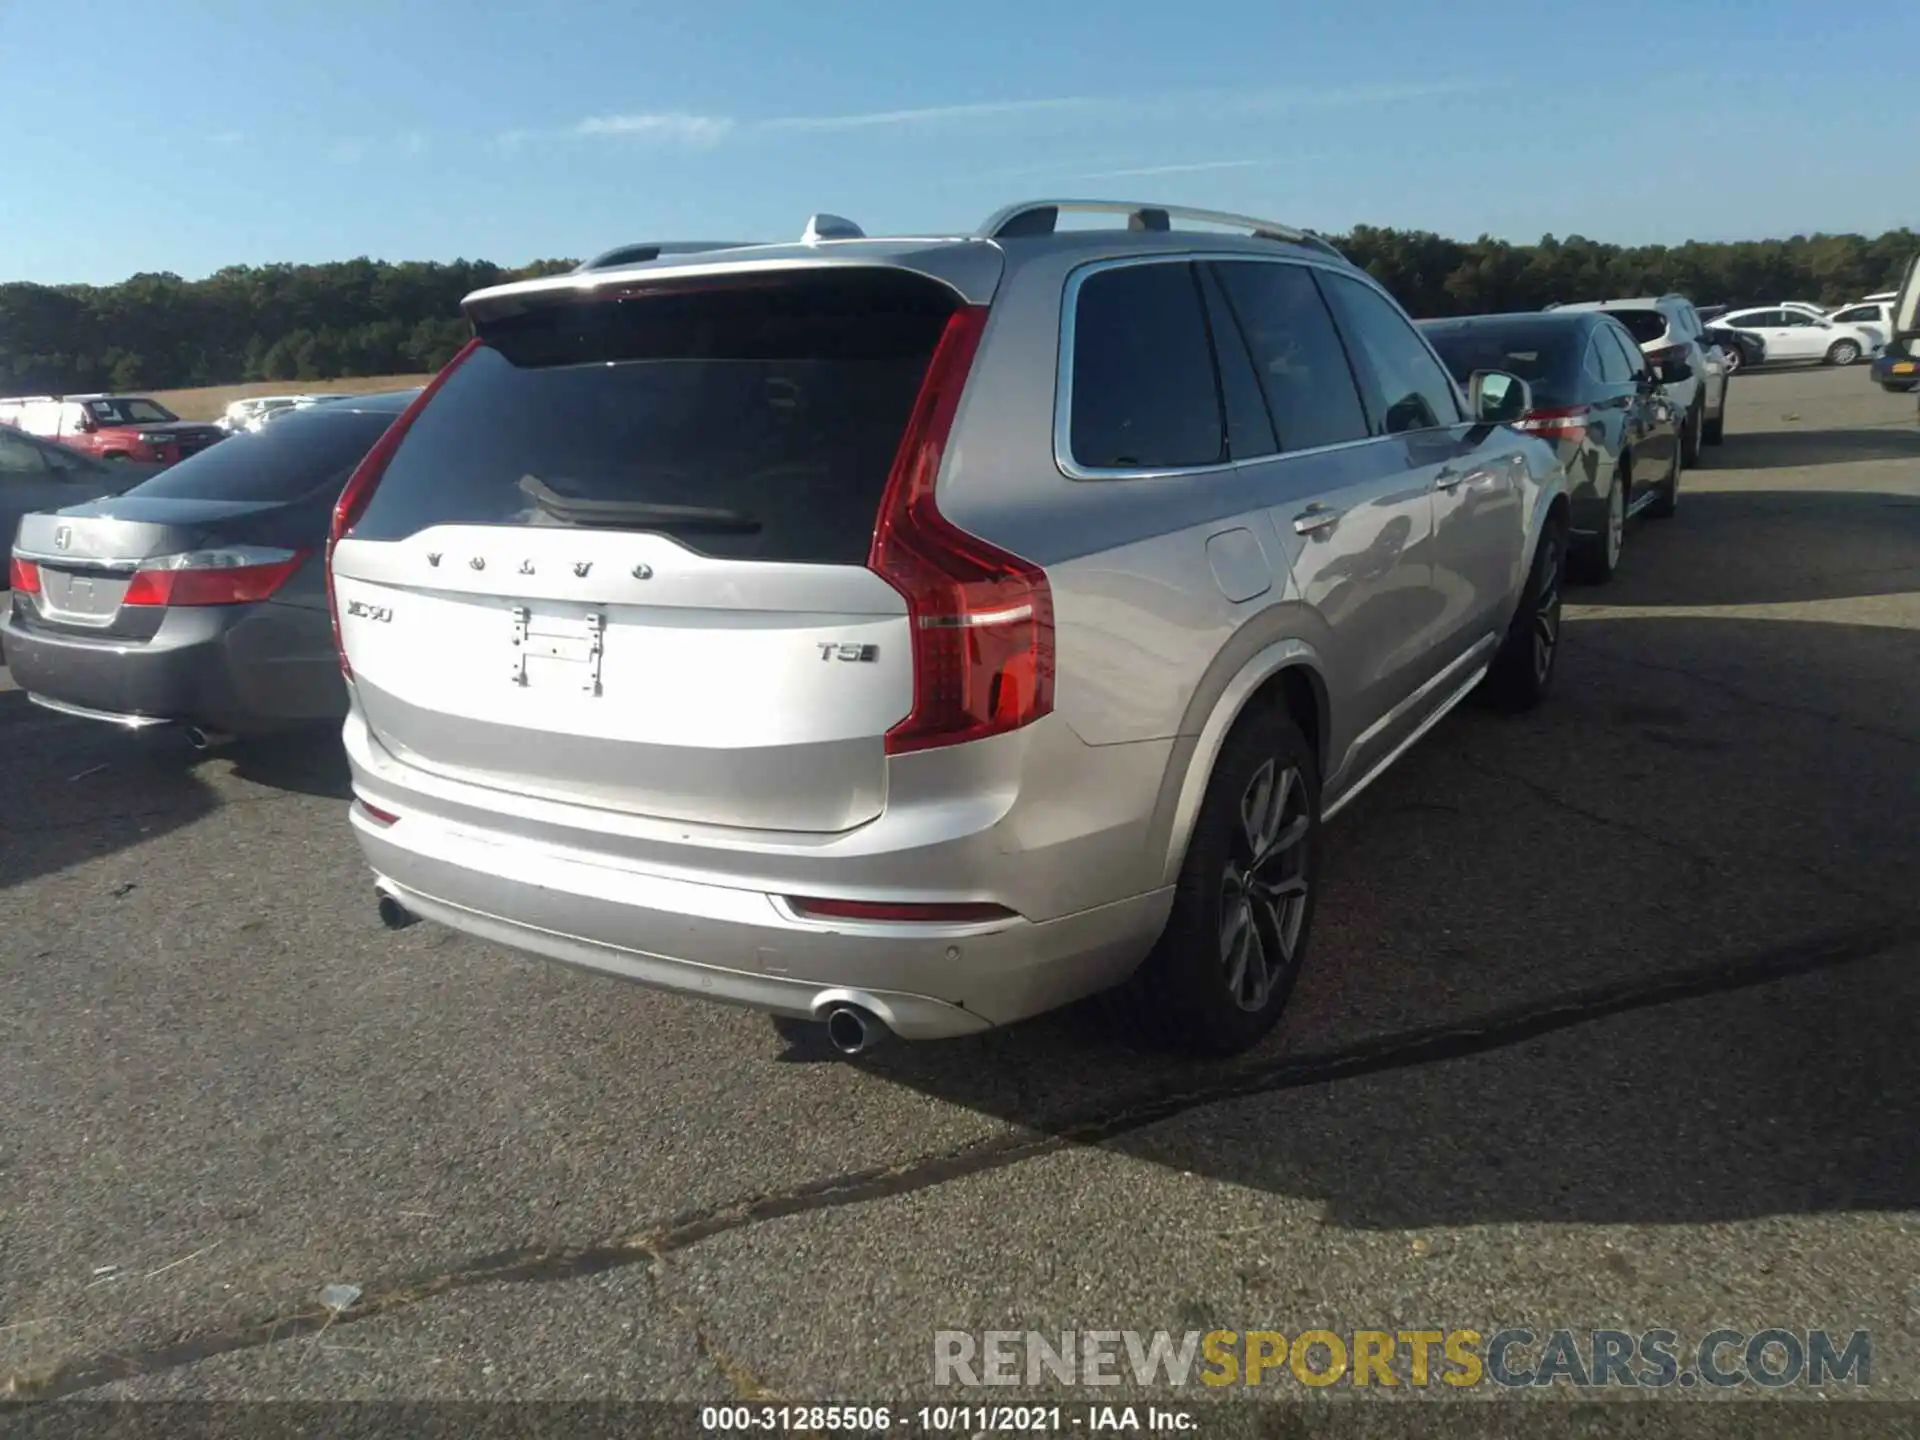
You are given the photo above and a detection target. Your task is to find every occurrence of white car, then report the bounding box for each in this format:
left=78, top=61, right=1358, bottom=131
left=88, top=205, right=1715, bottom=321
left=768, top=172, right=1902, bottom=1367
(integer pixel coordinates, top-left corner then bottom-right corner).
left=1777, top=300, right=1888, bottom=348
left=1827, top=298, right=1895, bottom=338
left=219, top=394, right=324, bottom=433
left=1714, top=307, right=1882, bottom=366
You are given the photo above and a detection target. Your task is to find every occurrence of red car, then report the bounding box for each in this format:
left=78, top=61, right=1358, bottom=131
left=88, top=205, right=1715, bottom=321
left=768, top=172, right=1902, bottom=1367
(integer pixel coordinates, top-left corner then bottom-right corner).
left=0, top=393, right=226, bottom=466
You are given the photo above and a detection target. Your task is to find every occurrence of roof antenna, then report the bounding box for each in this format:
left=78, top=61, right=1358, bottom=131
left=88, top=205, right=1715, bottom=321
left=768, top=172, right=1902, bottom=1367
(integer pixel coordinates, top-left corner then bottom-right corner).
left=802, top=213, right=865, bottom=244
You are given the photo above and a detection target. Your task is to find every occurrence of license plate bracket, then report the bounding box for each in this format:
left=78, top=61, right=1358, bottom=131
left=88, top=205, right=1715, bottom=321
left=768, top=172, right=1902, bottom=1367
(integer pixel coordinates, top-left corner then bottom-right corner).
left=510, top=607, right=605, bottom=695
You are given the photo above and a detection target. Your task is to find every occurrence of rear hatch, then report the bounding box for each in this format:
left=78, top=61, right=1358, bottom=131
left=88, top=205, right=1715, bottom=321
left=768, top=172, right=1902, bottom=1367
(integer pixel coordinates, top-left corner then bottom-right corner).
left=331, top=267, right=974, bottom=834
left=1605, top=307, right=1673, bottom=351
left=12, top=408, right=399, bottom=636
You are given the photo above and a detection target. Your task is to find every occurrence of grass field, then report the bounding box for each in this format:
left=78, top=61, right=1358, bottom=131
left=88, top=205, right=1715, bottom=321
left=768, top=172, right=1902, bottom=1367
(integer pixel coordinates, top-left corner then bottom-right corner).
left=150, top=374, right=436, bottom=421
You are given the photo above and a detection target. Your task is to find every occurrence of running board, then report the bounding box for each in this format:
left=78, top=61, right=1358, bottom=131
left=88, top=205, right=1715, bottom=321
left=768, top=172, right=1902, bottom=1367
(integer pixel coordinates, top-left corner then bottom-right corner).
left=1322, top=659, right=1491, bottom=823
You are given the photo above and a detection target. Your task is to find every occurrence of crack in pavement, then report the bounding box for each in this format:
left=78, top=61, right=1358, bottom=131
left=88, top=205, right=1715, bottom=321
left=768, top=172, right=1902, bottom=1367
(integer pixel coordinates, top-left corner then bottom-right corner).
left=7, top=916, right=1916, bottom=1403
left=1463, top=756, right=1904, bottom=914
left=1563, top=632, right=1920, bottom=751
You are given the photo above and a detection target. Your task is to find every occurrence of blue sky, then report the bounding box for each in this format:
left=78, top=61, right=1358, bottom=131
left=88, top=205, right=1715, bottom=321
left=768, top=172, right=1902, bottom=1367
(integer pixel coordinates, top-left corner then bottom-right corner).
left=1, top=0, right=1912, bottom=284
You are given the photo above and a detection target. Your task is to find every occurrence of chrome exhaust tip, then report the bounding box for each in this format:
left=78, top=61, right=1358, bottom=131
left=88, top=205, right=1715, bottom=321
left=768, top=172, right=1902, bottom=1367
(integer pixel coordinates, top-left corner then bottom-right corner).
left=376, top=893, right=419, bottom=931
left=823, top=1003, right=887, bottom=1056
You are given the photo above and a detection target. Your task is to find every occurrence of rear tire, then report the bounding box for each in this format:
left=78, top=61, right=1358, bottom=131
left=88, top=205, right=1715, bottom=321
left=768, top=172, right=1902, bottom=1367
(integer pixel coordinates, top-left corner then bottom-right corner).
left=1702, top=412, right=1724, bottom=445
left=1483, top=519, right=1566, bottom=713
left=1647, top=435, right=1681, bottom=520
left=1679, top=400, right=1703, bottom=467
left=1109, top=705, right=1319, bottom=1057
left=1825, top=339, right=1862, bottom=367
left=1570, top=468, right=1625, bottom=584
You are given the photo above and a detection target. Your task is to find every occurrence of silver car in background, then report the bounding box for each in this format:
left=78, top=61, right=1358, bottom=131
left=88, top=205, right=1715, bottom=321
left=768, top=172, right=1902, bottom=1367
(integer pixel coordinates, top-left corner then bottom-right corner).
left=328, top=200, right=1570, bottom=1057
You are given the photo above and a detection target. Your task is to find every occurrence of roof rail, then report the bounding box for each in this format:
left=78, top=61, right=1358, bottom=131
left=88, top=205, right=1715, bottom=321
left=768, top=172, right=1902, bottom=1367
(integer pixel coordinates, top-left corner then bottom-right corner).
left=977, top=199, right=1344, bottom=257
left=572, top=241, right=757, bottom=274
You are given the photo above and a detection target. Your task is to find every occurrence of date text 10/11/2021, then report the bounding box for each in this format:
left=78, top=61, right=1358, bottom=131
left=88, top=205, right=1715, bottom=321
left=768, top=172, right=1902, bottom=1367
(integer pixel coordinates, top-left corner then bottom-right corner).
left=700, top=1406, right=1196, bottom=1432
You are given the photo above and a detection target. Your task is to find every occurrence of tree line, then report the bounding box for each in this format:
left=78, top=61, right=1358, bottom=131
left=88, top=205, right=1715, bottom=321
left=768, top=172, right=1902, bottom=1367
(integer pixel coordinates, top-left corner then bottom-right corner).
left=2, top=227, right=1914, bottom=396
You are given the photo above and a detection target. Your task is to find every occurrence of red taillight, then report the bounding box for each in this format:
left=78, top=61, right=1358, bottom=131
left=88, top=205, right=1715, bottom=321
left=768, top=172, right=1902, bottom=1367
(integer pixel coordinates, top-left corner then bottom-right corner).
left=1513, top=405, right=1593, bottom=441
left=786, top=896, right=1016, bottom=924
left=9, top=556, right=41, bottom=594
left=868, top=306, right=1055, bottom=756
left=354, top=798, right=400, bottom=826
left=1645, top=344, right=1686, bottom=367
left=121, top=547, right=308, bottom=607
left=326, top=338, right=481, bottom=678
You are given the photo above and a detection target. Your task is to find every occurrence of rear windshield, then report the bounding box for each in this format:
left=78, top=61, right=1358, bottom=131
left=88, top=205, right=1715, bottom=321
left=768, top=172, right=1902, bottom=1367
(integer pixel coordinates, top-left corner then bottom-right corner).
left=126, top=409, right=398, bottom=503
left=1605, top=309, right=1668, bottom=345
left=349, top=271, right=957, bottom=567
left=1420, top=320, right=1581, bottom=406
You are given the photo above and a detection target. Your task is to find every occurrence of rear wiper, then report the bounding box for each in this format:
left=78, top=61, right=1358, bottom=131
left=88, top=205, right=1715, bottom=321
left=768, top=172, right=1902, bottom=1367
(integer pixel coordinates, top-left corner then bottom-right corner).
left=517, top=473, right=761, bottom=531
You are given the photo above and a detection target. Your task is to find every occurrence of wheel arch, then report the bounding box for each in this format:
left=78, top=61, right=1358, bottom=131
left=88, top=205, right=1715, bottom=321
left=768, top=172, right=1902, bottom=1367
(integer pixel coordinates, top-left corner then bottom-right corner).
left=1151, top=636, right=1330, bottom=887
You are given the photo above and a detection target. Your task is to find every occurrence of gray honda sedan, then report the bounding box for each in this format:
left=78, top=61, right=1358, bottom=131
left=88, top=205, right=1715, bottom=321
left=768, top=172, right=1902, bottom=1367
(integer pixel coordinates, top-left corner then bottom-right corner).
left=4, top=391, right=417, bottom=742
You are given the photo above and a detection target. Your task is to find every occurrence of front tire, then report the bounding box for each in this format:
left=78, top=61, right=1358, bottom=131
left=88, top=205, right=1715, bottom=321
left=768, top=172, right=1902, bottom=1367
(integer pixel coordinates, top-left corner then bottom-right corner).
left=1483, top=519, right=1566, bottom=713
left=1111, top=707, right=1319, bottom=1056
left=1825, top=339, right=1862, bottom=367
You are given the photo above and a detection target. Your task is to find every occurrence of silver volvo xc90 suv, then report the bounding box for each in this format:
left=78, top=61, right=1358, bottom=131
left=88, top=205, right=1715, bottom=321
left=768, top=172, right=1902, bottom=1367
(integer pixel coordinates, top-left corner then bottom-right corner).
left=328, top=200, right=1570, bottom=1057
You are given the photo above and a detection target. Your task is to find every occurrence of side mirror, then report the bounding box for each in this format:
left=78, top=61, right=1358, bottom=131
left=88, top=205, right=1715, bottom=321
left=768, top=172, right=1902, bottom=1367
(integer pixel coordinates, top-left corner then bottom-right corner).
left=1468, top=369, right=1532, bottom=425
left=74, top=416, right=98, bottom=433
left=1657, top=360, right=1694, bottom=385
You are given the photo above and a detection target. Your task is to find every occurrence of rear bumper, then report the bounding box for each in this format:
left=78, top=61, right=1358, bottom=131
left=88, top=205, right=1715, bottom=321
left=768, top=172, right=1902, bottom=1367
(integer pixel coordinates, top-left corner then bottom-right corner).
left=1873, top=355, right=1918, bottom=389
left=0, top=598, right=345, bottom=734
left=343, top=710, right=1177, bottom=1038
left=356, top=807, right=1170, bottom=1038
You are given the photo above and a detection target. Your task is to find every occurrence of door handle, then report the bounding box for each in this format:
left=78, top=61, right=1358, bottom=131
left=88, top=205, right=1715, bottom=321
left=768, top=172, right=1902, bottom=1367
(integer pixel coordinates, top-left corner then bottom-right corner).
left=1292, top=503, right=1343, bottom=535
left=1433, top=468, right=1463, bottom=492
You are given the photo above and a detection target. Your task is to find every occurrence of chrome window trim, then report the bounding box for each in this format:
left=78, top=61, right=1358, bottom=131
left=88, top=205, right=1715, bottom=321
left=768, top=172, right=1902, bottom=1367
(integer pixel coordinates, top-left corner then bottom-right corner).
left=1053, top=252, right=1464, bottom=482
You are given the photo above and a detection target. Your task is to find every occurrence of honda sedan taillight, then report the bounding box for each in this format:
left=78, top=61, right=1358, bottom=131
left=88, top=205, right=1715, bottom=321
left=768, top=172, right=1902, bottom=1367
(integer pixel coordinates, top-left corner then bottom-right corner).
left=120, top=547, right=308, bottom=607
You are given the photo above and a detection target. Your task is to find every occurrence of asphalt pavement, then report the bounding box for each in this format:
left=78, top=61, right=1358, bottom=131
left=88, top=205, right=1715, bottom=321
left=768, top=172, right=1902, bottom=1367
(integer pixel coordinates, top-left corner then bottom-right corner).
left=2, top=363, right=1916, bottom=1426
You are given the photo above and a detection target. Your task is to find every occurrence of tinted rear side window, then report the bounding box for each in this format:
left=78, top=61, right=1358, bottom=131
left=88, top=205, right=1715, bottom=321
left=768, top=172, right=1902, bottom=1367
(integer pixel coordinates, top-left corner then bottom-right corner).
left=350, top=271, right=956, bottom=566
left=1069, top=263, right=1225, bottom=470
left=1607, top=309, right=1669, bottom=345
left=1420, top=320, right=1583, bottom=407
left=1601, top=325, right=1648, bottom=379
left=1317, top=274, right=1462, bottom=433
left=125, top=410, right=398, bottom=503
left=1211, top=261, right=1371, bottom=452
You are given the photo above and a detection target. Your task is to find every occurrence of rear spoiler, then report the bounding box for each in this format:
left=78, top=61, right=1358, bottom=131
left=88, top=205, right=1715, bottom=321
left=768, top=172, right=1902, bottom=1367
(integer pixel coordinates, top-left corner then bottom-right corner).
left=571, top=241, right=759, bottom=273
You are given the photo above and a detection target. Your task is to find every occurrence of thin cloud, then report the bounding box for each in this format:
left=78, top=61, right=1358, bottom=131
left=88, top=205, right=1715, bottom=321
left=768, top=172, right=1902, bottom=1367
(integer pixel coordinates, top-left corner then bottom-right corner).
left=759, top=80, right=1480, bottom=135
left=552, top=79, right=1485, bottom=155
left=327, top=140, right=365, bottom=164
left=764, top=96, right=1097, bottom=132
left=574, top=112, right=734, bottom=146
left=1078, top=158, right=1278, bottom=180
